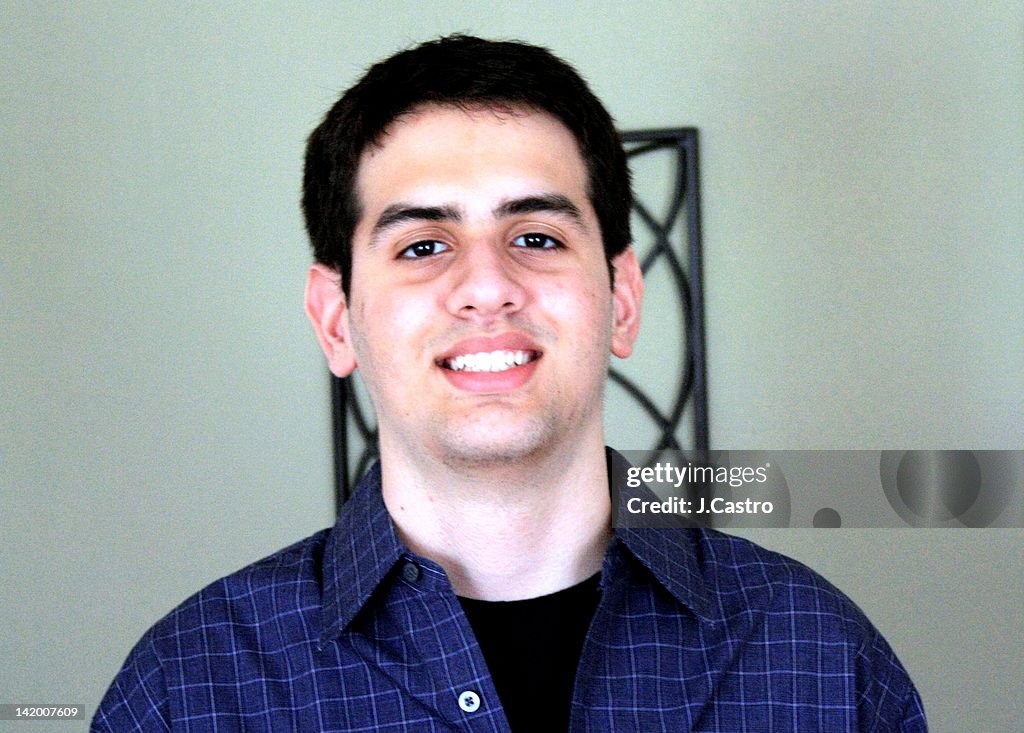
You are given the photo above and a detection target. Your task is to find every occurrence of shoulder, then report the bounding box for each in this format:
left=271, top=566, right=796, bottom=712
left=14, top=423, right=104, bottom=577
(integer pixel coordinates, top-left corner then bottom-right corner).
left=93, top=529, right=332, bottom=731
left=690, top=528, right=903, bottom=659
left=622, top=524, right=875, bottom=635
left=693, top=528, right=927, bottom=730
left=696, top=528, right=874, bottom=631
left=150, top=528, right=331, bottom=647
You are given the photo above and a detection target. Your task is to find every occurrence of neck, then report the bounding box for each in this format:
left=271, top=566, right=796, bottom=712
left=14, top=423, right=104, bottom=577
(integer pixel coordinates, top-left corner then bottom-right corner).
left=379, top=433, right=612, bottom=601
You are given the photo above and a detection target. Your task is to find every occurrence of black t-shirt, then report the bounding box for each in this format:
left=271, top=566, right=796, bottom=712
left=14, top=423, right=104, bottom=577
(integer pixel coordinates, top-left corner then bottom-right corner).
left=458, top=573, right=601, bottom=732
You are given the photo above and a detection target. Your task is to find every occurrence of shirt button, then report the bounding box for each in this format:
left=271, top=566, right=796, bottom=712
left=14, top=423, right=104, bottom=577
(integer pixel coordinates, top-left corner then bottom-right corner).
left=458, top=690, right=481, bottom=713
left=401, top=562, right=421, bottom=582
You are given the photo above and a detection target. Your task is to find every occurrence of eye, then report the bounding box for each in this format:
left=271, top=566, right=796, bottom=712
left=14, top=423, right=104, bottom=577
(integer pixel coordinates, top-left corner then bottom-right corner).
left=399, top=240, right=450, bottom=259
left=512, top=233, right=562, bottom=250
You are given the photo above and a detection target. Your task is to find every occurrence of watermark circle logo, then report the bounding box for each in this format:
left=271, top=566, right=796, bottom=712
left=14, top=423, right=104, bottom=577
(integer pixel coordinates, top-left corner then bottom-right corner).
left=880, top=450, right=1020, bottom=527
left=813, top=507, right=842, bottom=528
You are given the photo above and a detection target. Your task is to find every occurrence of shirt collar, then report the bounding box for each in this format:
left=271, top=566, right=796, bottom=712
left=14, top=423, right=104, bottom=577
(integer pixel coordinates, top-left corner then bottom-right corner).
left=606, top=448, right=714, bottom=623
left=319, top=462, right=405, bottom=647
left=318, top=450, right=714, bottom=645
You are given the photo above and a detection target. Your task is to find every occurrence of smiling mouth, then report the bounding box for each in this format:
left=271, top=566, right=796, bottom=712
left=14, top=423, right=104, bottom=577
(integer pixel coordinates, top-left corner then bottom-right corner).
left=439, top=350, right=541, bottom=373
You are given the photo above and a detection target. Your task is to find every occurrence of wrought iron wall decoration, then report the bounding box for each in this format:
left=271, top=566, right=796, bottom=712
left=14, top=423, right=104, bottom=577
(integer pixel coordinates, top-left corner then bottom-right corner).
left=330, top=128, right=707, bottom=508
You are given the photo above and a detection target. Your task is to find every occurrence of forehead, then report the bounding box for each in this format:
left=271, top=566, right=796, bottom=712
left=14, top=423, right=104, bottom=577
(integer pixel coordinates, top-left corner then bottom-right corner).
left=353, top=104, right=590, bottom=217
left=370, top=102, right=583, bottom=162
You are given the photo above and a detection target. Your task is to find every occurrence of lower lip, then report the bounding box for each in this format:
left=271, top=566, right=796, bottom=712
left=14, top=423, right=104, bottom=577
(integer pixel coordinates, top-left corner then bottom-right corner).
left=440, top=358, right=539, bottom=393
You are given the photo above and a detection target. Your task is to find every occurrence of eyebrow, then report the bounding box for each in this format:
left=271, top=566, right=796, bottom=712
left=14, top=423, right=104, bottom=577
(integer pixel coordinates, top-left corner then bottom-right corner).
left=494, top=194, right=583, bottom=224
left=369, top=204, right=463, bottom=246
left=367, top=193, right=586, bottom=248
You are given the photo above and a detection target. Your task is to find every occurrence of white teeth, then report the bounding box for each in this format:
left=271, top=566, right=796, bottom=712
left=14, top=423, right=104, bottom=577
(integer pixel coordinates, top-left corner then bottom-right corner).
left=445, top=350, right=535, bottom=373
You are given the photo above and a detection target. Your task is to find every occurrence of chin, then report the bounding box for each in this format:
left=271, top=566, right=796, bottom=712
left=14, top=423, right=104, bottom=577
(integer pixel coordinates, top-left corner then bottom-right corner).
left=435, top=416, right=559, bottom=468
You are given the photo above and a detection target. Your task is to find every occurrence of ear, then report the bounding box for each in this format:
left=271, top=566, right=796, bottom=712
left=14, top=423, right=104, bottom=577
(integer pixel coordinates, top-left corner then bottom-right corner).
left=609, top=247, right=644, bottom=359
left=304, top=264, right=358, bottom=377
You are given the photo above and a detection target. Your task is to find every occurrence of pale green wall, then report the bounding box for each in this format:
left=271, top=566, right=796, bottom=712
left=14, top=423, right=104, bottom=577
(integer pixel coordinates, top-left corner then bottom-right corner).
left=2, top=3, right=1021, bottom=731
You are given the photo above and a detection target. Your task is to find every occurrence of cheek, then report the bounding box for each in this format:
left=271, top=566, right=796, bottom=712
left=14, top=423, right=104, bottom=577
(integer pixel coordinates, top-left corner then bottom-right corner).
left=352, top=291, right=434, bottom=361
left=542, top=277, right=613, bottom=329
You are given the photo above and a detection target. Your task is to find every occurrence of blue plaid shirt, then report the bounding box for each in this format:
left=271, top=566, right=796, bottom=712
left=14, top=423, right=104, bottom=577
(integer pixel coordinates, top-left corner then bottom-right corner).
left=94, top=460, right=926, bottom=731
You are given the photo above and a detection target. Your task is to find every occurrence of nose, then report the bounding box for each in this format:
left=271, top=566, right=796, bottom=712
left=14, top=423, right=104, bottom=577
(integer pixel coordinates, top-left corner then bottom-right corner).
left=444, top=241, right=526, bottom=320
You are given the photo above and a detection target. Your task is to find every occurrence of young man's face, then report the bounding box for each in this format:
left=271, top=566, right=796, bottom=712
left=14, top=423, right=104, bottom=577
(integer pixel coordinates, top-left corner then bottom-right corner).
left=308, top=104, right=641, bottom=468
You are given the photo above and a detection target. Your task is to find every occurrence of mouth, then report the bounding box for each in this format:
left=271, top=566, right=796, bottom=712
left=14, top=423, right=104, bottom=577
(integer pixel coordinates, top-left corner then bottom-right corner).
left=439, top=349, right=541, bottom=373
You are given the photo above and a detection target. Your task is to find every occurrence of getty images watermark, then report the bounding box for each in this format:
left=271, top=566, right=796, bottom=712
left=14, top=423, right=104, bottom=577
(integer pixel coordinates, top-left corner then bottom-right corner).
left=611, top=450, right=1024, bottom=528
left=625, top=461, right=774, bottom=516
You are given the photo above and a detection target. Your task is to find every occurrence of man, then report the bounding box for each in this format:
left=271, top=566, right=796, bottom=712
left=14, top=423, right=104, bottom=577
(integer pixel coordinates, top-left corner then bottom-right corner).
left=94, top=35, right=926, bottom=731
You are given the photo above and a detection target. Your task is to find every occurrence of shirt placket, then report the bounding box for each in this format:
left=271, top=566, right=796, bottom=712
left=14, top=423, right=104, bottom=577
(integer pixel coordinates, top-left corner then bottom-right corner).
left=367, top=556, right=513, bottom=732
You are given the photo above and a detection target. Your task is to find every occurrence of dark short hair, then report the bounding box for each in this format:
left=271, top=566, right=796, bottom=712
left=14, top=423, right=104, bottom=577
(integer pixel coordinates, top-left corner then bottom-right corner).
left=302, top=34, right=632, bottom=294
